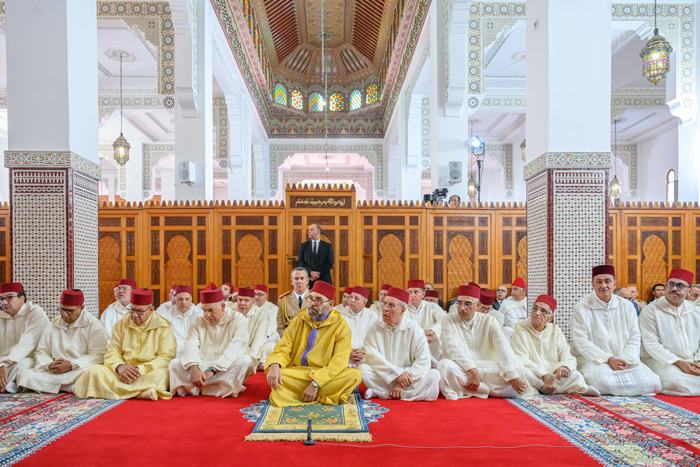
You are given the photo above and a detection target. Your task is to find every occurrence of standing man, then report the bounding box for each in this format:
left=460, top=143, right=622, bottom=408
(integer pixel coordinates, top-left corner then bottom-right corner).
left=297, top=224, right=334, bottom=286
left=101, top=279, right=137, bottom=338
left=493, top=285, right=508, bottom=311
left=647, top=284, right=666, bottom=304
left=277, top=267, right=312, bottom=338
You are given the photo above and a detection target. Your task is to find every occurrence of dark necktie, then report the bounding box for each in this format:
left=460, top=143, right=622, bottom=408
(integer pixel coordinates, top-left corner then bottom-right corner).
left=298, top=296, right=303, bottom=308
left=313, top=241, right=317, bottom=255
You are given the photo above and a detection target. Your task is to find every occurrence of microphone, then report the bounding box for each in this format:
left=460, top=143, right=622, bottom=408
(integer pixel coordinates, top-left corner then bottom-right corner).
left=303, top=418, right=315, bottom=446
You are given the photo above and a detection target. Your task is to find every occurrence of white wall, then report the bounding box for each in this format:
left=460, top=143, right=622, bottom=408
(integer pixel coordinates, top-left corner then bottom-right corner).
left=637, top=125, right=679, bottom=202
left=0, top=131, right=8, bottom=203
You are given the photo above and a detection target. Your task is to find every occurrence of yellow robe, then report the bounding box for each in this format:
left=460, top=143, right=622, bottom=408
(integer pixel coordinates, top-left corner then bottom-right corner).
left=265, top=309, right=361, bottom=406
left=74, top=312, right=177, bottom=400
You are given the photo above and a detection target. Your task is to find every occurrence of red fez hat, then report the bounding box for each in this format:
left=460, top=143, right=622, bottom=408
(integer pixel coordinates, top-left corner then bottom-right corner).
left=425, top=290, right=439, bottom=299
left=311, top=281, right=337, bottom=300
left=254, top=284, right=268, bottom=293
left=118, top=279, right=137, bottom=289
left=512, top=277, right=526, bottom=289
left=458, top=284, right=481, bottom=299
left=237, top=287, right=255, bottom=298
left=0, top=282, right=23, bottom=294
left=343, top=286, right=353, bottom=295
left=174, top=285, right=192, bottom=296
left=669, top=268, right=695, bottom=285
left=468, top=282, right=479, bottom=288
left=352, top=286, right=369, bottom=300
left=222, top=282, right=234, bottom=291
left=130, top=289, right=154, bottom=306
left=60, top=289, right=84, bottom=307
left=535, top=294, right=557, bottom=312
left=387, top=287, right=409, bottom=304
left=479, top=289, right=495, bottom=306
left=200, top=288, right=224, bottom=304
left=592, top=265, right=615, bottom=278
left=380, top=284, right=391, bottom=292
left=407, top=279, right=425, bottom=289
left=206, top=282, right=218, bottom=290
left=234, top=288, right=239, bottom=294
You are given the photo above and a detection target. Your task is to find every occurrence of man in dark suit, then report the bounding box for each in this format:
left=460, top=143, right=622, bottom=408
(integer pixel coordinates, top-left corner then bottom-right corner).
left=297, top=223, right=334, bottom=286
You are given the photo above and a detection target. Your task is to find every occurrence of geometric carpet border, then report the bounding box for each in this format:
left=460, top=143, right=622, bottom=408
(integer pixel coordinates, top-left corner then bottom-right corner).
left=0, top=394, right=123, bottom=466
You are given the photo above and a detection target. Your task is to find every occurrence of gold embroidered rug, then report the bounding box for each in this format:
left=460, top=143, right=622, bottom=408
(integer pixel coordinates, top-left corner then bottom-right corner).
left=243, top=393, right=385, bottom=442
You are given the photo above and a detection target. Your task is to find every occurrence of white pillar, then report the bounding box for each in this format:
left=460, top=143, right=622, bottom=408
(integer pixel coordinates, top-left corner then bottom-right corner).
left=251, top=143, right=266, bottom=200
left=524, top=0, right=612, bottom=340
left=386, top=145, right=400, bottom=199
left=161, top=169, right=176, bottom=201
left=227, top=93, right=253, bottom=201
left=174, top=0, right=213, bottom=201
left=4, top=0, right=100, bottom=316
left=401, top=95, right=422, bottom=200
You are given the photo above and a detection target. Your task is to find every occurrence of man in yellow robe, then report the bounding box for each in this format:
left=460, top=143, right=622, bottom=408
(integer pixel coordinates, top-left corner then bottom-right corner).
left=265, top=280, right=361, bottom=406
left=74, top=288, right=177, bottom=400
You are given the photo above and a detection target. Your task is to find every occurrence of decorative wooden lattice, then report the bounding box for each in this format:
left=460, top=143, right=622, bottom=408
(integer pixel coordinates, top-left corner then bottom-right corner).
left=377, top=234, right=404, bottom=289
left=516, top=236, right=528, bottom=283
left=237, top=234, right=264, bottom=287
left=448, top=235, right=474, bottom=299
left=165, top=235, right=193, bottom=295
left=642, top=234, right=667, bottom=301
left=98, top=235, right=121, bottom=314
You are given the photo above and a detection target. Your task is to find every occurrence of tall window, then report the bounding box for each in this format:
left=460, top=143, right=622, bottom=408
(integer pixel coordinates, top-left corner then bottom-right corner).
left=350, top=90, right=362, bottom=110
left=329, top=93, right=344, bottom=111
left=291, top=90, right=303, bottom=110
left=666, top=169, right=678, bottom=204
left=309, top=93, right=325, bottom=112
left=274, top=84, right=287, bottom=106
left=366, top=85, right=378, bottom=105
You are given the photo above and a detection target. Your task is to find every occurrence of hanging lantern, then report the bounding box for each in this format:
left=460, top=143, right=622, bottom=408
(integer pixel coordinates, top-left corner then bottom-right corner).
left=610, top=175, right=621, bottom=200
left=520, top=139, right=526, bottom=162
left=467, top=173, right=478, bottom=199
left=113, top=132, right=130, bottom=166
left=640, top=28, right=673, bottom=85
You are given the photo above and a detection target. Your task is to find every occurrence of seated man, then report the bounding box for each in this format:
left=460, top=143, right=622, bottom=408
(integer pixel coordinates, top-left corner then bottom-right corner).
left=333, top=287, right=353, bottom=312
left=221, top=283, right=238, bottom=311
left=0, top=282, right=49, bottom=393
left=647, top=283, right=666, bottom=304
left=406, top=279, right=447, bottom=363
left=571, top=265, right=661, bottom=396
left=424, top=290, right=440, bottom=305
left=360, top=287, right=439, bottom=401
left=370, top=284, right=390, bottom=317
left=254, top=284, right=281, bottom=358
left=237, top=288, right=270, bottom=371
left=477, top=289, right=506, bottom=326
left=640, top=269, right=700, bottom=396
left=614, top=287, right=639, bottom=316
left=628, top=286, right=647, bottom=312
left=439, top=285, right=533, bottom=400
left=341, top=286, right=378, bottom=368
left=501, top=277, right=528, bottom=340
left=511, top=295, right=595, bottom=396
left=265, top=281, right=361, bottom=406
left=19, top=290, right=108, bottom=394
left=169, top=288, right=252, bottom=397
left=687, top=284, right=700, bottom=303
left=159, top=285, right=202, bottom=357
left=101, top=279, right=137, bottom=338
left=448, top=282, right=480, bottom=313
left=74, top=289, right=177, bottom=400
left=155, top=286, right=178, bottom=316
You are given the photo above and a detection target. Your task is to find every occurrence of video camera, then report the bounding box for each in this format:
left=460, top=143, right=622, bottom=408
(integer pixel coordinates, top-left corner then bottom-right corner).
left=423, top=188, right=448, bottom=203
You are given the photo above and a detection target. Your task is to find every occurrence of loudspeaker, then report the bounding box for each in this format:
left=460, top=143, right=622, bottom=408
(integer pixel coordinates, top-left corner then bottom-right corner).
left=448, top=161, right=462, bottom=184
left=178, top=161, right=196, bottom=186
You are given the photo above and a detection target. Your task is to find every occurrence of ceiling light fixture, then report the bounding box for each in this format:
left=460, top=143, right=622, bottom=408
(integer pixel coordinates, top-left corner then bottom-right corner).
left=640, top=0, right=673, bottom=85
left=610, top=119, right=621, bottom=201
left=113, top=52, right=130, bottom=166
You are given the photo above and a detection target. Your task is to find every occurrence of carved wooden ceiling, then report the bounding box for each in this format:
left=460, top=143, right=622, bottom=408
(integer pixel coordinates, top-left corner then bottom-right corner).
left=254, top=0, right=395, bottom=85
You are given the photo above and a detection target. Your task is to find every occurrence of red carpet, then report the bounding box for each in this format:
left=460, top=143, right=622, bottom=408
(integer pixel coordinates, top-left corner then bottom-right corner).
left=657, top=395, right=700, bottom=415
left=15, top=374, right=599, bottom=467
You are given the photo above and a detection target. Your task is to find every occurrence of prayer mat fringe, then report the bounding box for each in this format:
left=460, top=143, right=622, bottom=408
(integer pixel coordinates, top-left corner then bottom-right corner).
left=245, top=432, right=373, bottom=442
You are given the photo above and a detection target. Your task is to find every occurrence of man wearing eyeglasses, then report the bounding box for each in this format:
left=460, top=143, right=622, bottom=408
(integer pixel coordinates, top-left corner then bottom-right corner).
left=438, top=284, right=532, bottom=400
left=253, top=284, right=280, bottom=366
left=640, top=269, right=700, bottom=396
left=360, top=287, right=440, bottom=401
left=571, top=265, right=661, bottom=396
left=0, top=282, right=49, bottom=393
left=501, top=277, right=528, bottom=341
left=158, top=285, right=202, bottom=357
left=341, top=286, right=377, bottom=368
left=369, top=284, right=390, bottom=318
left=74, top=288, right=176, bottom=400
left=100, top=279, right=137, bottom=339
left=511, top=295, right=597, bottom=396
left=265, top=281, right=361, bottom=406
left=406, top=279, right=447, bottom=365
left=18, top=290, right=108, bottom=394
left=169, top=288, right=252, bottom=397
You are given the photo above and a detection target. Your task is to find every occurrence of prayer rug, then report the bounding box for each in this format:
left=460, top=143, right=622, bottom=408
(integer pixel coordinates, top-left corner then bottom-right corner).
left=243, top=393, right=385, bottom=442
left=511, top=395, right=700, bottom=466
left=0, top=393, right=122, bottom=466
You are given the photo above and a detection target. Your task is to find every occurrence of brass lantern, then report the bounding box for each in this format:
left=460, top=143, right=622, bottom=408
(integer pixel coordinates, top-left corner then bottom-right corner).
left=467, top=173, right=478, bottom=199
left=113, top=132, right=130, bottom=166
left=640, top=2, right=673, bottom=85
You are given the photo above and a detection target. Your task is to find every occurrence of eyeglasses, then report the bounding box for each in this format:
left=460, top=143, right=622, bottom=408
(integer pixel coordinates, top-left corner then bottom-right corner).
left=0, top=295, right=17, bottom=303
left=59, top=307, right=81, bottom=315
left=531, top=306, right=551, bottom=315
left=667, top=282, right=688, bottom=292
left=127, top=305, right=150, bottom=316
left=308, top=296, right=331, bottom=305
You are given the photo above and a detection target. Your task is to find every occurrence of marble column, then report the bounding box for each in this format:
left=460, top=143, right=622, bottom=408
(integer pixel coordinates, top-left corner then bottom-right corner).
left=4, top=0, right=100, bottom=317
left=227, top=93, right=253, bottom=201
left=524, top=0, right=613, bottom=340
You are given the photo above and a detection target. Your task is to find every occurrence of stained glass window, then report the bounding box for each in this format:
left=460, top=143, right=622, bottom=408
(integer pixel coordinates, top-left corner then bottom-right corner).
left=309, top=93, right=325, bottom=112
left=329, top=94, right=344, bottom=112
left=350, top=90, right=362, bottom=110
left=366, top=85, right=378, bottom=105
left=291, top=90, right=303, bottom=110
left=274, top=85, right=287, bottom=106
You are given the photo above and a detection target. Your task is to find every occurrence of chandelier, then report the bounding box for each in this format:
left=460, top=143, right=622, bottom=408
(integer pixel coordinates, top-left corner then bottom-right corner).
left=610, top=119, right=621, bottom=200
left=113, top=52, right=130, bottom=166
left=640, top=0, right=673, bottom=85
